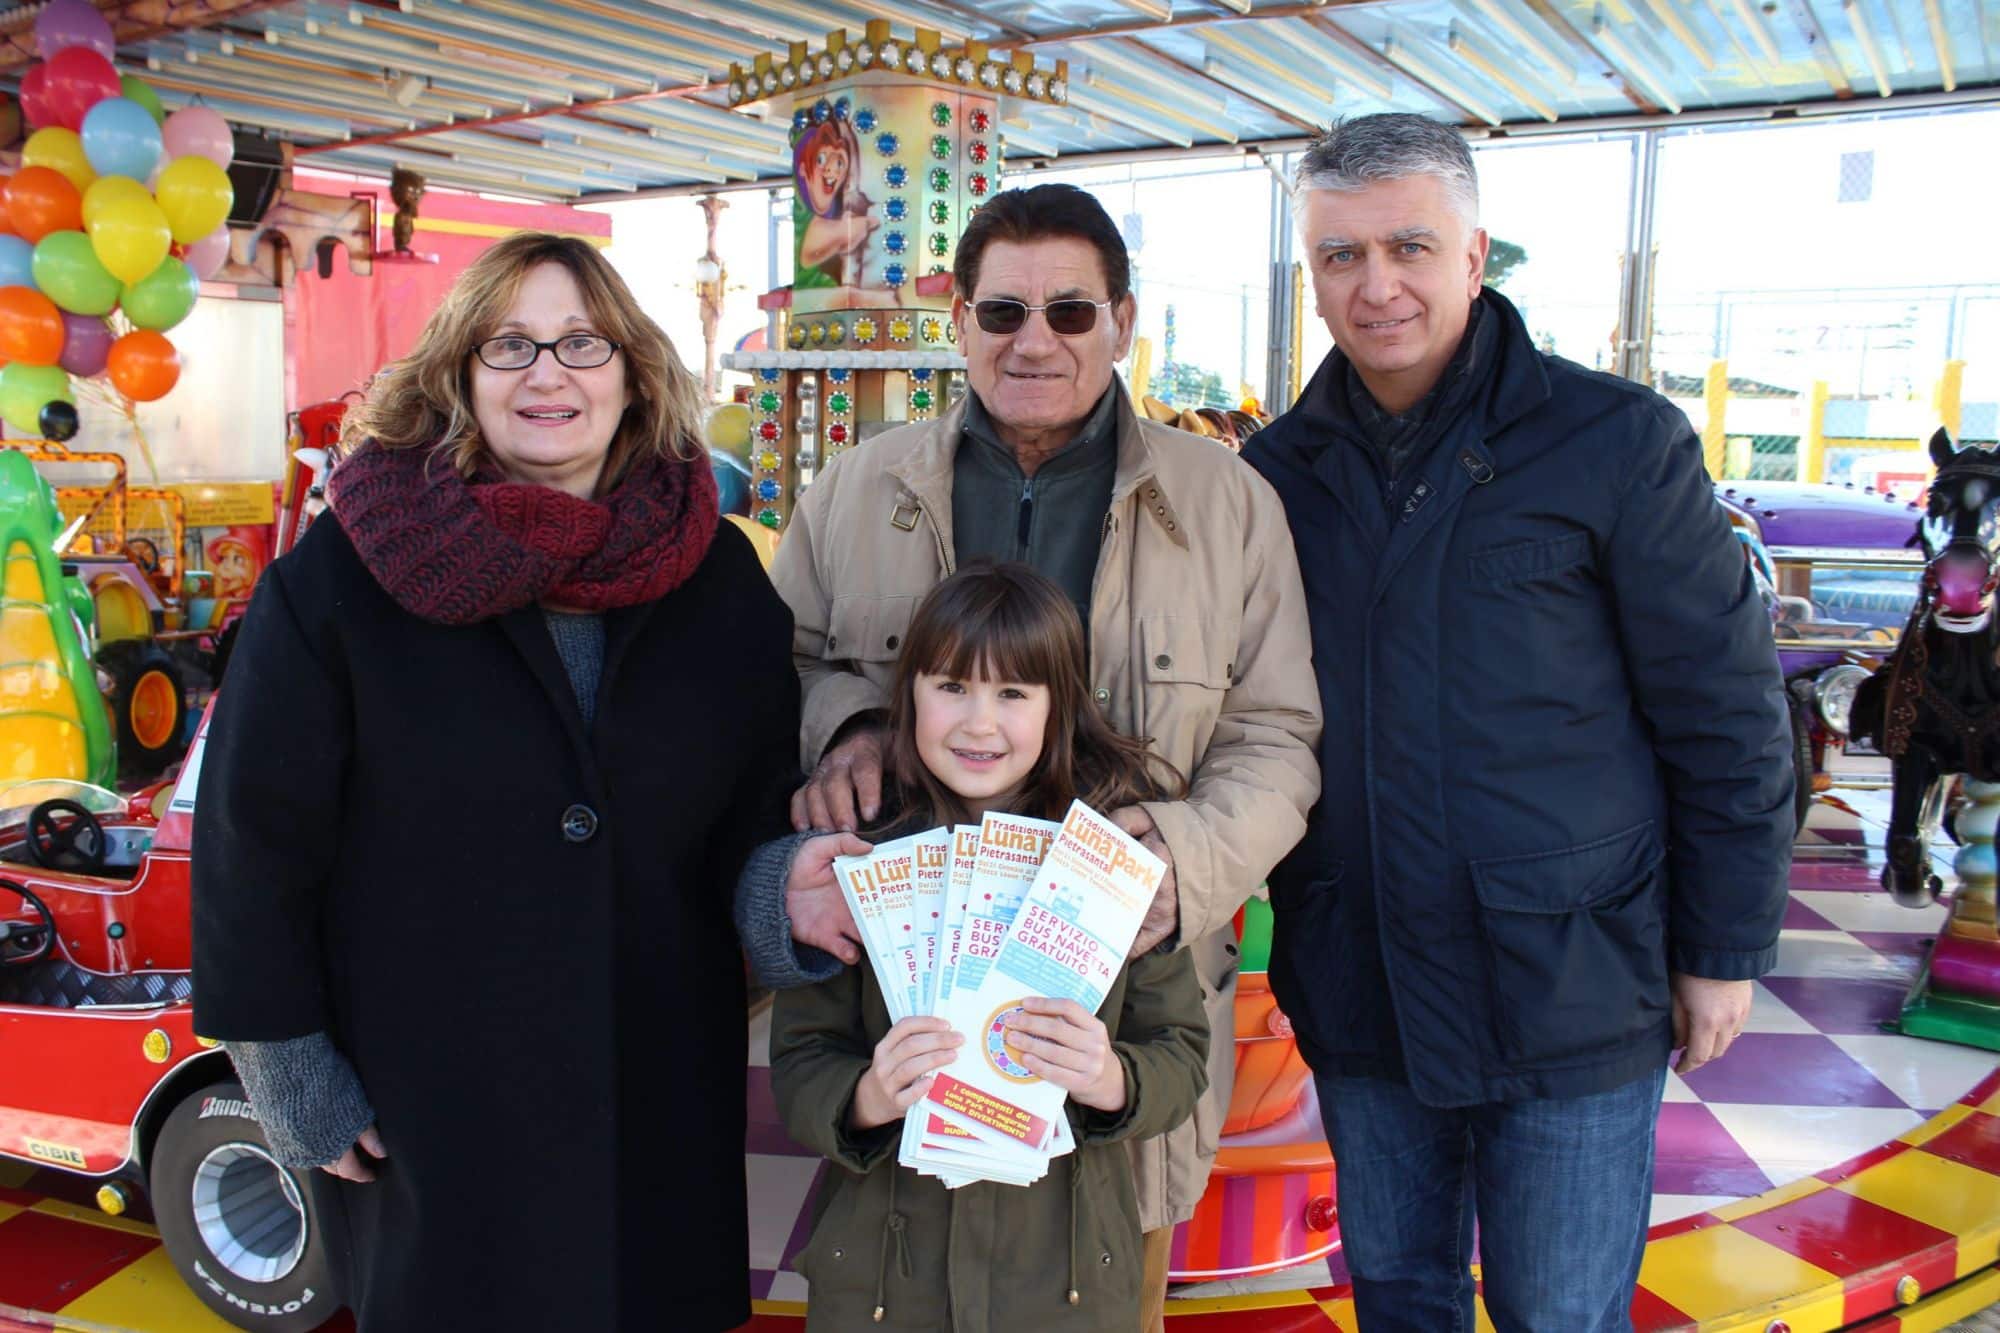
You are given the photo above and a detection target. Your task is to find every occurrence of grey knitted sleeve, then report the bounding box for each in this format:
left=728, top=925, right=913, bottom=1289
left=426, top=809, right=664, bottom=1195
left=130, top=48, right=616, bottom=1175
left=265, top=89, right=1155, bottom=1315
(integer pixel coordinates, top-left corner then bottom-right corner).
left=226, top=1033, right=375, bottom=1169
left=734, top=831, right=846, bottom=989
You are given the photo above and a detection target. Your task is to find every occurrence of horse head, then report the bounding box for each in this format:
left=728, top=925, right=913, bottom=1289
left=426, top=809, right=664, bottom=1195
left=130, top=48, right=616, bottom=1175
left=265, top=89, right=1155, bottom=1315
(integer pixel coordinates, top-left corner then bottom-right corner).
left=1918, top=428, right=2000, bottom=634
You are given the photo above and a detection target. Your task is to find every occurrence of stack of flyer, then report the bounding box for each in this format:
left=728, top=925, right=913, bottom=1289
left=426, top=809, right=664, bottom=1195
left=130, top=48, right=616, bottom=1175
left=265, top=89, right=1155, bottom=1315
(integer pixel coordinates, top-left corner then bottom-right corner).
left=831, top=800, right=1166, bottom=1187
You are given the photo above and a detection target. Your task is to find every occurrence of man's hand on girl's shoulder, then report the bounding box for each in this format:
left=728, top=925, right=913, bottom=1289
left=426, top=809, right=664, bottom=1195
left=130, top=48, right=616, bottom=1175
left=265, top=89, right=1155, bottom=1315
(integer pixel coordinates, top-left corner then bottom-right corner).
left=791, top=724, right=889, bottom=833
left=1112, top=806, right=1179, bottom=957
left=786, top=831, right=872, bottom=966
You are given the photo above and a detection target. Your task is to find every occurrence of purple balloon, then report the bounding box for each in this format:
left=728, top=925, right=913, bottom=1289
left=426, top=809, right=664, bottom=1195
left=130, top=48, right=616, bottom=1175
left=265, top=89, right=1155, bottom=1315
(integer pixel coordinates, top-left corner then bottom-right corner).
left=35, top=0, right=115, bottom=63
left=58, top=311, right=111, bottom=377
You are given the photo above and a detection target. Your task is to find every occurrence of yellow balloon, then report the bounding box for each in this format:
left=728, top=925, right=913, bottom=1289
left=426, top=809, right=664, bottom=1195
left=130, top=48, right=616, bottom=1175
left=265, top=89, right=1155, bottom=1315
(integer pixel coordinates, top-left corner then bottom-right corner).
left=88, top=195, right=173, bottom=285
left=155, top=156, right=234, bottom=245
left=23, top=127, right=97, bottom=194
left=81, top=175, right=151, bottom=230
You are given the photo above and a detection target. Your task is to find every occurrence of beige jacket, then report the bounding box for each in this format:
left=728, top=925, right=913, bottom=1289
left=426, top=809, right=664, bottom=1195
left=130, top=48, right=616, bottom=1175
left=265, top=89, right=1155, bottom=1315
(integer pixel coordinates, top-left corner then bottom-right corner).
left=770, top=389, right=1323, bottom=1229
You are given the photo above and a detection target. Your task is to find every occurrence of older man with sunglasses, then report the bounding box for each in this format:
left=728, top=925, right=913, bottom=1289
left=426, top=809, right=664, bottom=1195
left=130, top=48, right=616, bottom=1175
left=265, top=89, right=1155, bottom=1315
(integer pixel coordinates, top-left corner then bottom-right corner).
left=767, top=182, right=1322, bottom=1330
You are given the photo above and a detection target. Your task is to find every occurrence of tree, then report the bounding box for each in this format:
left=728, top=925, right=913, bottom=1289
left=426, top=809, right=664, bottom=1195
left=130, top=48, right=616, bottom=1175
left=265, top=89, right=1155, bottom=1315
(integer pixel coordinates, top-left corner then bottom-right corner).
left=1485, top=238, right=1527, bottom=289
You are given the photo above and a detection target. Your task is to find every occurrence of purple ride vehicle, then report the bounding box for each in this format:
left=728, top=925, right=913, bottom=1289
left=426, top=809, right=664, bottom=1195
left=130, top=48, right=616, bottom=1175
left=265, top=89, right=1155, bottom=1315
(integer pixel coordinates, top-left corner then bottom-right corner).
left=1716, top=480, right=1927, bottom=828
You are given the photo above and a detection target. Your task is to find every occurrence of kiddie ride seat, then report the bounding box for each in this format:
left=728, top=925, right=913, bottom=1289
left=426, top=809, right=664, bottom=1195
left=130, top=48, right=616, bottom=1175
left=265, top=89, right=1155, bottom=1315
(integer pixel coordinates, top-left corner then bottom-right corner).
left=0, top=727, right=346, bottom=1332
left=1168, top=897, right=1341, bottom=1282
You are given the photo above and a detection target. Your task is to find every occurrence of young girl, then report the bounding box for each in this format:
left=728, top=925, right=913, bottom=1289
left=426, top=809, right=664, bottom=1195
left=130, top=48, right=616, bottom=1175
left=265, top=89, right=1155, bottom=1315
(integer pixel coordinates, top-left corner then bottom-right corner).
left=766, top=563, right=1210, bottom=1332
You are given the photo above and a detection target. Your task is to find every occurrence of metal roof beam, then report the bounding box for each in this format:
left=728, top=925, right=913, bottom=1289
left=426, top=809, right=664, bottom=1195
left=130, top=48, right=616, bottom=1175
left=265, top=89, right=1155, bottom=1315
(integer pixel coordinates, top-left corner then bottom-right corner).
left=347, top=5, right=667, bottom=91
left=1840, top=0, right=1894, bottom=97
left=267, top=19, right=609, bottom=102
left=1382, top=33, right=1504, bottom=125
left=1447, top=25, right=1558, bottom=122
left=417, top=0, right=721, bottom=81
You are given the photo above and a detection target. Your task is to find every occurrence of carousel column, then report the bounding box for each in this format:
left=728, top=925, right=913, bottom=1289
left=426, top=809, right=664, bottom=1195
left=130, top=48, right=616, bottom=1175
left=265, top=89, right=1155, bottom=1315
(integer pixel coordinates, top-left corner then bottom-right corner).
left=1902, top=778, right=2000, bottom=1050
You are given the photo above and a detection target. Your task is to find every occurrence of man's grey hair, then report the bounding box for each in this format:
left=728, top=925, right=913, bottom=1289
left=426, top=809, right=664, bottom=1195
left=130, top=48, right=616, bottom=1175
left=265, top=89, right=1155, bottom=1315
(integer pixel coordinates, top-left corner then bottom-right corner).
left=1292, top=114, right=1480, bottom=228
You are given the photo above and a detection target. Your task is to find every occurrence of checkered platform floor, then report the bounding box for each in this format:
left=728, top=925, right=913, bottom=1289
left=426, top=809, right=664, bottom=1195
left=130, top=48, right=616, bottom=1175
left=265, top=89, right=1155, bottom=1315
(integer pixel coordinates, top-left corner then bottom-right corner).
left=741, top=789, right=2000, bottom=1306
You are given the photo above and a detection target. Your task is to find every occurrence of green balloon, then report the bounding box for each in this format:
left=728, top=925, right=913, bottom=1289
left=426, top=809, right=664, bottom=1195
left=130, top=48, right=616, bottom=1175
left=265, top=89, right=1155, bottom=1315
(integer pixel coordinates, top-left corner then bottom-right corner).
left=0, top=362, right=72, bottom=436
left=32, top=231, right=121, bottom=317
left=122, top=257, right=197, bottom=331
left=120, top=76, right=168, bottom=128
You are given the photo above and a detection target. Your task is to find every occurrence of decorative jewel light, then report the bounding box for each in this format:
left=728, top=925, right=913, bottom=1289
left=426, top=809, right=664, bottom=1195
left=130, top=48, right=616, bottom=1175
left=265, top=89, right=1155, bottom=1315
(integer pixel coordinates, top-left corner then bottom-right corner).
left=827, top=422, right=850, bottom=445
left=913, top=368, right=934, bottom=381
left=834, top=96, right=851, bottom=119
left=877, top=41, right=900, bottom=68
left=928, top=199, right=949, bottom=224
left=826, top=321, right=846, bottom=345
left=929, top=51, right=951, bottom=76
left=854, top=317, right=877, bottom=342
left=758, top=420, right=780, bottom=441
left=756, top=479, right=782, bottom=503
left=885, top=198, right=907, bottom=221
left=1048, top=78, right=1067, bottom=103
left=1026, top=72, right=1046, bottom=98
left=811, top=99, right=830, bottom=124
left=835, top=48, right=855, bottom=73
left=929, top=166, right=951, bottom=191
left=968, top=172, right=990, bottom=196
left=855, top=41, right=875, bottom=68
left=884, top=262, right=907, bottom=287
left=758, top=507, right=781, bottom=529
left=792, top=108, right=809, bottom=132
left=930, top=133, right=952, bottom=160
left=886, top=163, right=908, bottom=187
left=1002, top=68, right=1023, bottom=94
left=786, top=323, right=806, bottom=348
left=728, top=78, right=744, bottom=101
left=978, top=64, right=1001, bottom=90
left=931, top=102, right=952, bottom=127
left=761, top=69, right=778, bottom=94
left=828, top=368, right=850, bottom=382
left=921, top=316, right=942, bottom=341
left=757, top=390, right=780, bottom=413
left=930, top=232, right=950, bottom=256
left=876, top=132, right=900, bottom=156
left=889, top=315, right=914, bottom=342
left=906, top=46, right=927, bottom=74
left=757, top=450, right=781, bottom=471
left=759, top=368, right=781, bottom=382
left=779, top=64, right=797, bottom=88
left=912, top=387, right=935, bottom=411
left=955, top=57, right=975, bottom=81
left=970, top=108, right=991, bottom=133
left=884, top=231, right=907, bottom=254
left=809, top=322, right=829, bottom=345
left=855, top=107, right=878, bottom=133
left=968, top=140, right=989, bottom=164
left=817, top=54, right=834, bottom=79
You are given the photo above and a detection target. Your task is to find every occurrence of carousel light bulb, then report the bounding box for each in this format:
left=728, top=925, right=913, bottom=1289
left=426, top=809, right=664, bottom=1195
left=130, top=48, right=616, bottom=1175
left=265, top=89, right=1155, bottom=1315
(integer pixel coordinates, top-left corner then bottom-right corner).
left=954, top=56, right=975, bottom=81
left=908, top=47, right=929, bottom=74
left=728, top=78, right=744, bottom=101
left=1026, top=71, right=1047, bottom=98
left=1048, top=77, right=1067, bottom=103
left=979, top=62, right=1002, bottom=88
left=761, top=69, right=778, bottom=94
left=836, top=48, right=854, bottom=72
left=779, top=64, right=797, bottom=88
left=817, top=53, right=834, bottom=78
left=1002, top=68, right=1024, bottom=94
left=929, top=51, right=951, bottom=76
left=876, top=41, right=899, bottom=68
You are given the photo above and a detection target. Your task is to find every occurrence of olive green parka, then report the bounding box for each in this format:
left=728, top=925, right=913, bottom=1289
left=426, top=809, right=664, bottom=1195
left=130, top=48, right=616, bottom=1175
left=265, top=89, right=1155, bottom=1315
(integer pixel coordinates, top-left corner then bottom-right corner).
left=771, top=949, right=1209, bottom=1332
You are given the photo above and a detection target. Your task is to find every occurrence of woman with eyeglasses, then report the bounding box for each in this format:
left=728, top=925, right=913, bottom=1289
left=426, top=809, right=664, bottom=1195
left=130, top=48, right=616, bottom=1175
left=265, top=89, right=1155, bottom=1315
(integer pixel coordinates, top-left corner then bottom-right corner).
left=191, top=232, right=805, bottom=1331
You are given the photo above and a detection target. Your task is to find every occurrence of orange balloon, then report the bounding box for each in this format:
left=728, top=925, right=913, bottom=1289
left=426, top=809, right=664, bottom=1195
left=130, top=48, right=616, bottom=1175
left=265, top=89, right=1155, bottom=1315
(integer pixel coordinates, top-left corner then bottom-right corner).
left=107, top=328, right=179, bottom=401
left=6, top=166, right=82, bottom=243
left=0, top=286, right=65, bottom=366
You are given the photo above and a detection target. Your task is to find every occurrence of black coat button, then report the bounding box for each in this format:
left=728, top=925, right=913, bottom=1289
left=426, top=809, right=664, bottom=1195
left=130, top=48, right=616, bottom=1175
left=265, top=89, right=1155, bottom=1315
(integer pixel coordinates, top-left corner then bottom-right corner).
left=561, top=804, right=599, bottom=843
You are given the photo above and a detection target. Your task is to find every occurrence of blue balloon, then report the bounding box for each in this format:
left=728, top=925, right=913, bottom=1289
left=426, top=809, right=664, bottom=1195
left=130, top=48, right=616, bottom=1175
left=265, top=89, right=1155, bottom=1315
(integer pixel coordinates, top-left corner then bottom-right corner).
left=0, top=237, right=35, bottom=291
left=80, top=97, right=163, bottom=182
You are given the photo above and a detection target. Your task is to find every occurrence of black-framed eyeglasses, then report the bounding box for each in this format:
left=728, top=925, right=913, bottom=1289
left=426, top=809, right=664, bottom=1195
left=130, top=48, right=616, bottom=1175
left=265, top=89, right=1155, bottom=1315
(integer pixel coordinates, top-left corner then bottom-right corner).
left=473, top=334, right=622, bottom=371
left=972, top=298, right=1113, bottom=337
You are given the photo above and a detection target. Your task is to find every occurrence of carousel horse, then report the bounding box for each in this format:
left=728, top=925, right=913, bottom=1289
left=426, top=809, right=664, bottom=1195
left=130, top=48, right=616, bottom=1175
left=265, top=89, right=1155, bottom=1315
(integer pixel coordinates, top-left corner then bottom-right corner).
left=1851, top=429, right=2000, bottom=906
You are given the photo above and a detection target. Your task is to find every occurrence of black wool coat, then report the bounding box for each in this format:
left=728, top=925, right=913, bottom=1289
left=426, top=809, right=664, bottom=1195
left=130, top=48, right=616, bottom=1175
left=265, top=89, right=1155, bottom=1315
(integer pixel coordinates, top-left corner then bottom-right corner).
left=1242, top=289, right=1795, bottom=1108
left=192, top=513, right=799, bottom=1331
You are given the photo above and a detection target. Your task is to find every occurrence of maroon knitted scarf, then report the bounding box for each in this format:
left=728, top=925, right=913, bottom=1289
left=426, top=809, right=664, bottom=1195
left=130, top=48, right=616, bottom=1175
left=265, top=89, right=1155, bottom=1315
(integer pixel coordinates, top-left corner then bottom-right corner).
left=326, top=437, right=719, bottom=625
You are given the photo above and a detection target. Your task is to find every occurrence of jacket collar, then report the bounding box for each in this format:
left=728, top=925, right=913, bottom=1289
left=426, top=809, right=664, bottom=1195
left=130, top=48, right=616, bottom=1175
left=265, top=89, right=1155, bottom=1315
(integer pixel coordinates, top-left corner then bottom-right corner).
left=1280, top=286, right=1551, bottom=462
left=885, top=376, right=1188, bottom=553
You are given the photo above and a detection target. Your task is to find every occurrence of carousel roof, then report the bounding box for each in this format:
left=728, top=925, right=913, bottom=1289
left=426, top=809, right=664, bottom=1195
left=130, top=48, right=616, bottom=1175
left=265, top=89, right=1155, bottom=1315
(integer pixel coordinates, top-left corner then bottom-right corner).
left=0, top=0, right=1991, bottom=202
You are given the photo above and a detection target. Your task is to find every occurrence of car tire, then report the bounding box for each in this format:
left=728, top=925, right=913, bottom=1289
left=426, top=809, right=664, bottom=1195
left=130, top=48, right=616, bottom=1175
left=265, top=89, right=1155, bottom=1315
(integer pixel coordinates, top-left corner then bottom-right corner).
left=1789, top=698, right=1816, bottom=833
left=98, top=640, right=188, bottom=778
left=149, top=1081, right=343, bottom=1332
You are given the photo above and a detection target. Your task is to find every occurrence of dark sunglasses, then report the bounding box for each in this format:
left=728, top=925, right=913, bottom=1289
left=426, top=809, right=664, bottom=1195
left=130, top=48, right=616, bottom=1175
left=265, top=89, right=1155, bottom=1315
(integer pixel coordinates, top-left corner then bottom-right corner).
left=971, top=298, right=1113, bottom=336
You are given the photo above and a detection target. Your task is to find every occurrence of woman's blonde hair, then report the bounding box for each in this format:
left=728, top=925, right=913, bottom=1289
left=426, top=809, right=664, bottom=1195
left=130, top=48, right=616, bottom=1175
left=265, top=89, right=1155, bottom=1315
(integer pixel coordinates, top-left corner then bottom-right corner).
left=343, top=231, right=706, bottom=488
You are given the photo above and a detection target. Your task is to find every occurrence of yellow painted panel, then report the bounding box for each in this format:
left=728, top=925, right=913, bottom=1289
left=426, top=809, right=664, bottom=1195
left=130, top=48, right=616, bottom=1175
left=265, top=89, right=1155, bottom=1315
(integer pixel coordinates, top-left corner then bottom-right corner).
left=1894, top=1266, right=2000, bottom=1333
left=3, top=549, right=43, bottom=601
left=0, top=716, right=86, bottom=781
left=1900, top=1102, right=1978, bottom=1147
left=0, top=605, right=60, bottom=664
left=56, top=1244, right=238, bottom=1330
left=1636, top=1225, right=1840, bottom=1321
left=1474, top=1299, right=1497, bottom=1333
left=1711, top=1174, right=1831, bottom=1221
left=0, top=1158, right=36, bottom=1187
left=1152, top=1289, right=1320, bottom=1314
left=30, top=1197, right=162, bottom=1238
left=0, top=662, right=81, bottom=715
left=1838, top=1151, right=2000, bottom=1276
left=750, top=1300, right=809, bottom=1316
left=1315, top=1297, right=1362, bottom=1332
left=0, top=1200, right=21, bottom=1225
left=1976, top=1086, right=2000, bottom=1115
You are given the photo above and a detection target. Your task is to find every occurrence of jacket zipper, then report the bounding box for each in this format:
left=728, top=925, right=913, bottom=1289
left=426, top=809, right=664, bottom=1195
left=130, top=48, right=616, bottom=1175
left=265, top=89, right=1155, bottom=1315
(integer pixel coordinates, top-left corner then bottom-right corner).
left=1016, top=479, right=1034, bottom=557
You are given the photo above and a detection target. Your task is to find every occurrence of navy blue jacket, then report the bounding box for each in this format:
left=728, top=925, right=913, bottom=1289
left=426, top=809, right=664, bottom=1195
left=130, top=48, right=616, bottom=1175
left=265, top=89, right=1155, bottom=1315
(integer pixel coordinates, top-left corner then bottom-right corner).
left=1242, top=290, right=1793, bottom=1107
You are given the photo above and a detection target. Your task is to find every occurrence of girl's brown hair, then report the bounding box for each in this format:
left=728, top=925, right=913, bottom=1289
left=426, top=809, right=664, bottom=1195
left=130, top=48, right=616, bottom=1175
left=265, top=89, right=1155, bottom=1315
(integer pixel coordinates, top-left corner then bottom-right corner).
left=884, top=563, right=1185, bottom=830
left=342, top=231, right=706, bottom=490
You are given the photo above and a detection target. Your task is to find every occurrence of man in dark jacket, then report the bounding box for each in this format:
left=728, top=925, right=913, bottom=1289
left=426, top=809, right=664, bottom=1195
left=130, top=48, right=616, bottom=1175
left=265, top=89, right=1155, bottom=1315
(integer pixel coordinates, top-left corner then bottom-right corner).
left=1242, top=115, right=1794, bottom=1331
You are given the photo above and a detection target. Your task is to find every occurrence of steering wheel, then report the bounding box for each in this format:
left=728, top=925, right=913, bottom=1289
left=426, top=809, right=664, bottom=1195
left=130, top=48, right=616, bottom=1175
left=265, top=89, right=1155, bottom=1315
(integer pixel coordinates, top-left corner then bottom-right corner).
left=26, top=800, right=107, bottom=874
left=0, top=878, right=55, bottom=966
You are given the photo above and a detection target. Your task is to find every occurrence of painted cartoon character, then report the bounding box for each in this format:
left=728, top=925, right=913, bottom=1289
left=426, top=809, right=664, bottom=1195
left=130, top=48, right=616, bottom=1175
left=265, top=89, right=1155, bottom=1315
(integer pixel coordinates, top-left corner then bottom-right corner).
left=792, top=115, right=887, bottom=304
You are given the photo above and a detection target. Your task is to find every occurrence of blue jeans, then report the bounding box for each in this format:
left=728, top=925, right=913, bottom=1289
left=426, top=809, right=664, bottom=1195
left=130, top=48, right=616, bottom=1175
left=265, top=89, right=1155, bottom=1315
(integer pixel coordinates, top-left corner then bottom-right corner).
left=1318, top=1067, right=1666, bottom=1333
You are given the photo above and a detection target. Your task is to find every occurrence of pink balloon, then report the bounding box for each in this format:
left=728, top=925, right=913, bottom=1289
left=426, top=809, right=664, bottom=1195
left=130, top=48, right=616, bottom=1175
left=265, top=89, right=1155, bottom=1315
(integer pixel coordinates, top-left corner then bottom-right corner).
left=58, top=310, right=110, bottom=377
left=42, top=47, right=119, bottom=132
left=182, top=224, right=230, bottom=280
left=19, top=65, right=55, bottom=132
left=161, top=106, right=233, bottom=170
left=35, top=0, right=115, bottom=63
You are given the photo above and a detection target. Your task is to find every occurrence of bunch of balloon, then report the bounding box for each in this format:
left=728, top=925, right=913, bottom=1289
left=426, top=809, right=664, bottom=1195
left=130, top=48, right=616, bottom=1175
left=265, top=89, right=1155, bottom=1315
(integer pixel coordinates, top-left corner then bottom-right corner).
left=0, top=0, right=231, bottom=443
